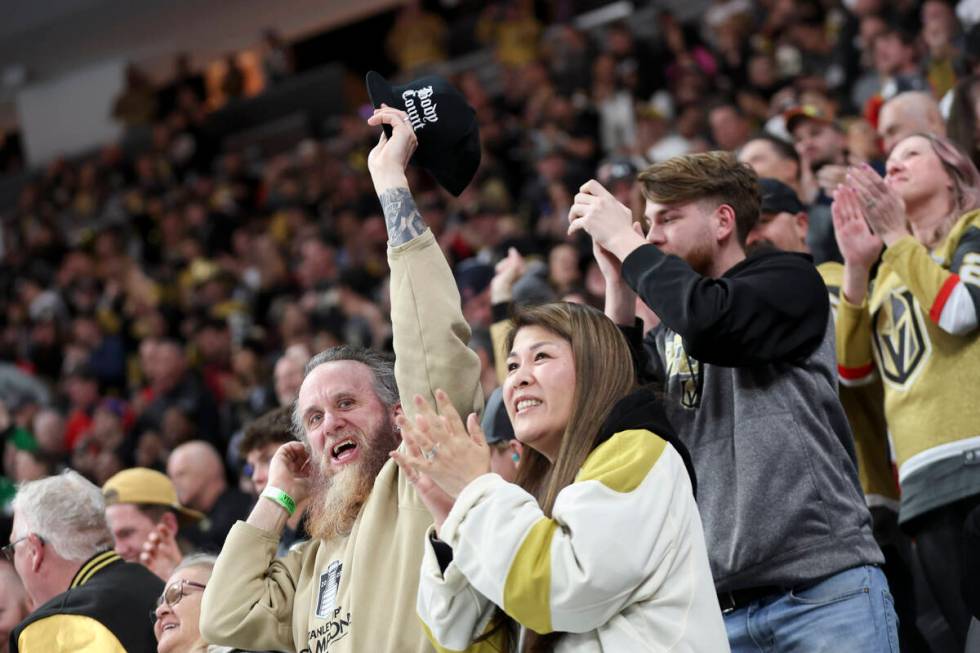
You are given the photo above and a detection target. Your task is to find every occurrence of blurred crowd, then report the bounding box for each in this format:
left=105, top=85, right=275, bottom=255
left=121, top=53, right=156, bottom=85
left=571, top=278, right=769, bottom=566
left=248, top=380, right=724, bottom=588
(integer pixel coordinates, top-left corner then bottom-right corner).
left=3, top=0, right=980, bottom=651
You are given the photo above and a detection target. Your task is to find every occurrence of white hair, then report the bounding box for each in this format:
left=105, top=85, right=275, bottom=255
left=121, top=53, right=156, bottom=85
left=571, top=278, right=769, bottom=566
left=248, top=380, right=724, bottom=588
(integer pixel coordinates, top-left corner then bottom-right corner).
left=173, top=553, right=218, bottom=576
left=12, top=470, right=113, bottom=561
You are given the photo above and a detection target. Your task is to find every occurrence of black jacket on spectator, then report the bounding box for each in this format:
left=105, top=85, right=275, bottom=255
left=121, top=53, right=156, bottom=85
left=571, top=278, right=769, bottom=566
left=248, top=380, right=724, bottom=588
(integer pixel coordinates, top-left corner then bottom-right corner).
left=179, top=486, right=253, bottom=554
left=10, top=550, right=163, bottom=652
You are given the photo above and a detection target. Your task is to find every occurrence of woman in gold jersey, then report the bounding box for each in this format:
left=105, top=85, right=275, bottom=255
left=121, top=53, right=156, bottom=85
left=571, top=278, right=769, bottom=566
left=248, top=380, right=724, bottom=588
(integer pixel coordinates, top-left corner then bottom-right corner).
left=833, top=133, right=980, bottom=648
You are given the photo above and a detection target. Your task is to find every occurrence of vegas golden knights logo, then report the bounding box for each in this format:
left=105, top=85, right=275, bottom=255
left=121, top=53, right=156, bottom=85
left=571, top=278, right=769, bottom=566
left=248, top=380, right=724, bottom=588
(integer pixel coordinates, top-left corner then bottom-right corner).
left=664, top=333, right=701, bottom=409
left=872, top=288, right=931, bottom=390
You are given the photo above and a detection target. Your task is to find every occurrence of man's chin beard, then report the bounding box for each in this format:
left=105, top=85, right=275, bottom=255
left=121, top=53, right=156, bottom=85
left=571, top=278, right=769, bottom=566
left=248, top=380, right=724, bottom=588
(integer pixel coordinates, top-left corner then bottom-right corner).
left=684, top=239, right=716, bottom=276
left=306, top=461, right=374, bottom=542
left=305, top=422, right=400, bottom=542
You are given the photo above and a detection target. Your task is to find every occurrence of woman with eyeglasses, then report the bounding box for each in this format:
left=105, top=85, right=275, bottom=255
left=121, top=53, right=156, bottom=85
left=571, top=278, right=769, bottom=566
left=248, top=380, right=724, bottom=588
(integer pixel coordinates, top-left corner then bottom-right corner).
left=153, top=554, right=239, bottom=653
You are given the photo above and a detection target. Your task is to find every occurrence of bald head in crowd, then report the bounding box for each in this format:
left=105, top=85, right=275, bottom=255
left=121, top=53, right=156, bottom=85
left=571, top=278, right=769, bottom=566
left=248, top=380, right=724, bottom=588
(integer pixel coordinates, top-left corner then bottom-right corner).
left=167, top=441, right=226, bottom=514
left=878, top=91, right=946, bottom=153
left=0, top=562, right=31, bottom=653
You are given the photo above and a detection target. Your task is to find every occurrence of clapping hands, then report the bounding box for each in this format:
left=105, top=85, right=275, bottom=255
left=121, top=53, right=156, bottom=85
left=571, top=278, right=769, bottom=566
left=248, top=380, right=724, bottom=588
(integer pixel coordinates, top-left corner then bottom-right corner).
left=390, top=390, right=490, bottom=501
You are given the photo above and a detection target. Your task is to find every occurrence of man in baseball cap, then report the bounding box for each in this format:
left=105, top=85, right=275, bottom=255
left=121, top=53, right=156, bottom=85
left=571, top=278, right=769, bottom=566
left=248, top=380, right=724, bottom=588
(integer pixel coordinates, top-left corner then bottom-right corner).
left=783, top=103, right=847, bottom=263
left=747, top=178, right=809, bottom=253
left=102, top=468, right=202, bottom=579
left=366, top=71, right=481, bottom=196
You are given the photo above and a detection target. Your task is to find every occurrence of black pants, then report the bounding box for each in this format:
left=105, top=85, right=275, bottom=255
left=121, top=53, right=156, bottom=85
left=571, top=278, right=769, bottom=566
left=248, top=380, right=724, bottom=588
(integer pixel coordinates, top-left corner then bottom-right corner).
left=906, top=496, right=980, bottom=651
left=872, top=507, right=931, bottom=652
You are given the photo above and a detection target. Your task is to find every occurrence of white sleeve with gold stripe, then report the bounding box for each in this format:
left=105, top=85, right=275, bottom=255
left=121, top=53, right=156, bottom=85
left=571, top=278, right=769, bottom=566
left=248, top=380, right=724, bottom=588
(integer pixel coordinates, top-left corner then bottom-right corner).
left=427, top=429, right=726, bottom=651
left=416, top=526, right=504, bottom=653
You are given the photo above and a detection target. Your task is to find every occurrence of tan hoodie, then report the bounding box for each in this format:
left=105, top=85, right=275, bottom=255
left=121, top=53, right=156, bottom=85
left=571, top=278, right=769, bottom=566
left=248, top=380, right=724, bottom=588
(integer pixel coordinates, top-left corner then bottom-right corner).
left=200, top=229, right=483, bottom=652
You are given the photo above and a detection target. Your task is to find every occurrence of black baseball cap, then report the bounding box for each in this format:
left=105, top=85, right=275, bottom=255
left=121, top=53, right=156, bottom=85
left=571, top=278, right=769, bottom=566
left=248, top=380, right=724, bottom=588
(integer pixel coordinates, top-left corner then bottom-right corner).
left=366, top=71, right=481, bottom=196
left=759, top=178, right=804, bottom=215
left=480, top=387, right=515, bottom=445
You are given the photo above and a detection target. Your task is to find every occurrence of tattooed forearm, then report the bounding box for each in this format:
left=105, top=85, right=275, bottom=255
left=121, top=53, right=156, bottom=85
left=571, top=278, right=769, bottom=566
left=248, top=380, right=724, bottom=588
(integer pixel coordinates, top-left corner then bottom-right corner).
left=379, top=187, right=426, bottom=246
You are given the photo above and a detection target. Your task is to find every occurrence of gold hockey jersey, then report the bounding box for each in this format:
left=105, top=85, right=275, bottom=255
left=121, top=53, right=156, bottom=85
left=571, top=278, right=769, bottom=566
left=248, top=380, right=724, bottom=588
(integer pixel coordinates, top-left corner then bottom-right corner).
left=837, top=210, right=980, bottom=483
left=819, top=262, right=899, bottom=509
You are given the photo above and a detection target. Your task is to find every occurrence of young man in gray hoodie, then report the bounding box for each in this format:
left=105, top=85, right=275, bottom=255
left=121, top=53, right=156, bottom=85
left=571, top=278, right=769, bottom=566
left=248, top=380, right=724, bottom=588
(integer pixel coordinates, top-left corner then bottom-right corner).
left=569, top=151, right=896, bottom=652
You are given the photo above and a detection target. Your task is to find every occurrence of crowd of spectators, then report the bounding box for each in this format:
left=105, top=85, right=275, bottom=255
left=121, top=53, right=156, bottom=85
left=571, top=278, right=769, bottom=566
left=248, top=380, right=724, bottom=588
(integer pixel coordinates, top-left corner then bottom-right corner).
left=3, top=0, right=980, bottom=651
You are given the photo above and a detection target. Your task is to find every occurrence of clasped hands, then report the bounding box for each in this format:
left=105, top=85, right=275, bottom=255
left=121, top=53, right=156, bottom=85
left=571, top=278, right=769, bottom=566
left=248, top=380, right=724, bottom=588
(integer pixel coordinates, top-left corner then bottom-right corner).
left=567, top=180, right=645, bottom=261
left=833, top=163, right=909, bottom=249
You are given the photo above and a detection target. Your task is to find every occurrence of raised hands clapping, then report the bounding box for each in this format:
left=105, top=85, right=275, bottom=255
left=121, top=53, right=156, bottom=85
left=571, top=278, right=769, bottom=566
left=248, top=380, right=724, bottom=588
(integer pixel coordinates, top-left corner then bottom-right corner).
left=390, top=390, right=491, bottom=501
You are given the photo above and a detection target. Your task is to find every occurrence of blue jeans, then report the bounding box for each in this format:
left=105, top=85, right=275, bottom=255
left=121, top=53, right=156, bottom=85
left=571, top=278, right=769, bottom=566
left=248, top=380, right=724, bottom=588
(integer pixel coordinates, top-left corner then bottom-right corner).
left=725, top=565, right=899, bottom=653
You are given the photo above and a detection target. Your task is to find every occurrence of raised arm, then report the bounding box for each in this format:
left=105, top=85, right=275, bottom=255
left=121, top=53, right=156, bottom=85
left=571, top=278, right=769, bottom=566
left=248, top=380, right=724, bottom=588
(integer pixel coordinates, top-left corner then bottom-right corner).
left=831, top=184, right=884, bottom=385
left=367, top=105, right=483, bottom=421
left=569, top=179, right=828, bottom=365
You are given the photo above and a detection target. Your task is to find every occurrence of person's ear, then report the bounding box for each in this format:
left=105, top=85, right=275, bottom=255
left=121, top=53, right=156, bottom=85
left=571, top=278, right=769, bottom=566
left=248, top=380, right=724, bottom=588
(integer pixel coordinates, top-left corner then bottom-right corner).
left=391, top=402, right=404, bottom=424
left=29, top=534, right=44, bottom=573
left=510, top=441, right=523, bottom=466
left=160, top=511, right=179, bottom=535
left=794, top=211, right=810, bottom=242
left=714, top=204, right=737, bottom=243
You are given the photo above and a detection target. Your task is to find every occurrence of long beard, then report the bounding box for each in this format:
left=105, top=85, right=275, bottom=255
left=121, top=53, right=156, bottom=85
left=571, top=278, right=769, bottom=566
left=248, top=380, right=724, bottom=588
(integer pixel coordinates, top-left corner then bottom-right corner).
left=305, top=418, right=400, bottom=542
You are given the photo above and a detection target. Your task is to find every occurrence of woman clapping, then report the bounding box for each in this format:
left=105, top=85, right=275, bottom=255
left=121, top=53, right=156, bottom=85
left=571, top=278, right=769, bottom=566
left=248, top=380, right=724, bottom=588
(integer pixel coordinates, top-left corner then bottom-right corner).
left=391, top=302, right=728, bottom=652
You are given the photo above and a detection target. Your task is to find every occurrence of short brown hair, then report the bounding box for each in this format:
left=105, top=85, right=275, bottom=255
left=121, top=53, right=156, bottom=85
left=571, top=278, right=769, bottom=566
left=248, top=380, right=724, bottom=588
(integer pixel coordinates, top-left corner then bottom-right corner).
left=637, top=151, right=761, bottom=247
left=238, top=405, right=296, bottom=458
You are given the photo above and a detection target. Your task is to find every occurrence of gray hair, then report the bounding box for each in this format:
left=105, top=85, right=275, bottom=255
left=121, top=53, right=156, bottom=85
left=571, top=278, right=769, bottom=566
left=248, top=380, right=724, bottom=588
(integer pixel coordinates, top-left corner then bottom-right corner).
left=12, top=470, right=113, bottom=561
left=172, top=553, right=218, bottom=576
left=291, top=345, right=398, bottom=439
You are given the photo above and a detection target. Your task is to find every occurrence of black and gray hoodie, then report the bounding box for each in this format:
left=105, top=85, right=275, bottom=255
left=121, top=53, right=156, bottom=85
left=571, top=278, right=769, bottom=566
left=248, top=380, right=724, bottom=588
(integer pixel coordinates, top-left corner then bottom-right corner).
left=621, top=243, right=883, bottom=593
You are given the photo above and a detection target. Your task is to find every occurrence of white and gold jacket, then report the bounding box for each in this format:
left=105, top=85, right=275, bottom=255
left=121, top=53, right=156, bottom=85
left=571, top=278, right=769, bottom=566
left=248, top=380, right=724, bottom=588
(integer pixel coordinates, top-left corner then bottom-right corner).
left=418, top=394, right=729, bottom=653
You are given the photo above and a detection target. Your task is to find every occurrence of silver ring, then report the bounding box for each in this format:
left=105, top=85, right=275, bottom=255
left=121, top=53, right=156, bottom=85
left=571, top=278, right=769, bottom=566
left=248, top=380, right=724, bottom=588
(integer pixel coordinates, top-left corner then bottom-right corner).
left=865, top=199, right=876, bottom=211
left=423, top=445, right=438, bottom=462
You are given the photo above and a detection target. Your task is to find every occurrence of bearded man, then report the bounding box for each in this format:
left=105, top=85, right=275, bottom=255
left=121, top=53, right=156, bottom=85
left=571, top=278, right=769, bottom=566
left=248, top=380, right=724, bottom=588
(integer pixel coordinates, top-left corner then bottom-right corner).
left=199, top=107, right=483, bottom=652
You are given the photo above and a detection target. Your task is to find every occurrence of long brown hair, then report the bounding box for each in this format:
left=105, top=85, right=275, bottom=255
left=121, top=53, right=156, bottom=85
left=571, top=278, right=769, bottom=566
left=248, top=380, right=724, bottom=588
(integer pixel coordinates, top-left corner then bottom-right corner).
left=488, top=302, right=636, bottom=652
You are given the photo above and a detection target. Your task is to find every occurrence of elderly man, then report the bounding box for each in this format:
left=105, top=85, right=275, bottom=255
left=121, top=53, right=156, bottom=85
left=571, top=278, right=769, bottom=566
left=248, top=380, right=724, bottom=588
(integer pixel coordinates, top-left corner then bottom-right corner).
left=200, top=105, right=482, bottom=652
left=6, top=470, right=162, bottom=652
left=102, top=467, right=203, bottom=579
left=877, top=91, right=946, bottom=154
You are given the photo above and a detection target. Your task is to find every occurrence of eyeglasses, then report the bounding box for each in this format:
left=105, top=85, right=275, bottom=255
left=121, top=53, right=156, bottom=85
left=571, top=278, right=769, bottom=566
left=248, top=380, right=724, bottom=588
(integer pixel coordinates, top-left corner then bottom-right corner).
left=150, top=579, right=207, bottom=623
left=1, top=534, right=42, bottom=562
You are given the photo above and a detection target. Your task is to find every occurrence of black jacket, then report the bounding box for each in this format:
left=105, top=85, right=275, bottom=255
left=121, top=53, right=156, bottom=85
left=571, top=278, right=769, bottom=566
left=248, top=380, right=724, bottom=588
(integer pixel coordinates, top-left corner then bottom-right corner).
left=11, top=550, right=163, bottom=652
